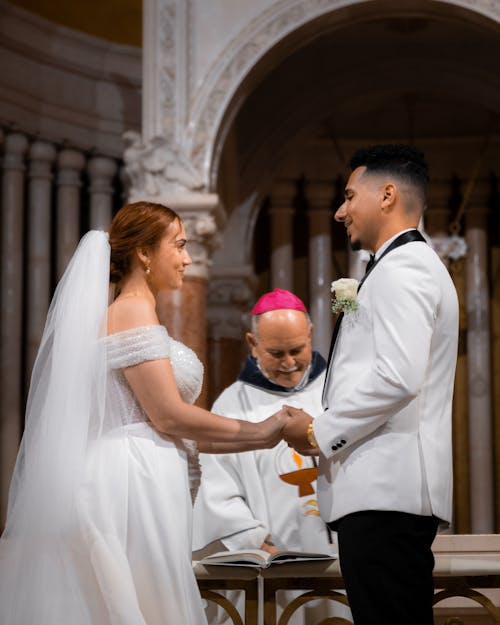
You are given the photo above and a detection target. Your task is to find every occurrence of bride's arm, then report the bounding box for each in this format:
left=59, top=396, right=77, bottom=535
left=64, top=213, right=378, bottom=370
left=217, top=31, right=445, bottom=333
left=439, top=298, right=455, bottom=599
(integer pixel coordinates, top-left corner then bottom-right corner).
left=197, top=438, right=283, bottom=453
left=125, top=356, right=287, bottom=449
left=109, top=296, right=287, bottom=449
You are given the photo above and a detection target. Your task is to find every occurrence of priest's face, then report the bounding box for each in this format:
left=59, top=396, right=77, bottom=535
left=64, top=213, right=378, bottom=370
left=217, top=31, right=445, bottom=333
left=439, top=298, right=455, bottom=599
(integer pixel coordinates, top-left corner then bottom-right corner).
left=246, top=309, right=313, bottom=388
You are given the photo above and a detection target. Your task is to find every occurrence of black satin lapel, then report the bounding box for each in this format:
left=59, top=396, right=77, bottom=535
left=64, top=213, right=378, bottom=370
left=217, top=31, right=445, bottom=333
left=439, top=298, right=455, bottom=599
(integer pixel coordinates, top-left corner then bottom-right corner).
left=325, top=312, right=343, bottom=369
left=358, top=229, right=426, bottom=290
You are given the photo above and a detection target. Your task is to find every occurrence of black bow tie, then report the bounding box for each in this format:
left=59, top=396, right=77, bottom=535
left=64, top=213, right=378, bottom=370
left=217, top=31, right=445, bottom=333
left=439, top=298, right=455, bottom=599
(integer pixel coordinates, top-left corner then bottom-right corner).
left=365, top=254, right=376, bottom=275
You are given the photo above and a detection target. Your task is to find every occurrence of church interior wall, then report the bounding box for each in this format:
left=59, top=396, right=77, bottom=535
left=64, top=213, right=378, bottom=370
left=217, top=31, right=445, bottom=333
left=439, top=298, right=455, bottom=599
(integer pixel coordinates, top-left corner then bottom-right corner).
left=0, top=0, right=499, bottom=548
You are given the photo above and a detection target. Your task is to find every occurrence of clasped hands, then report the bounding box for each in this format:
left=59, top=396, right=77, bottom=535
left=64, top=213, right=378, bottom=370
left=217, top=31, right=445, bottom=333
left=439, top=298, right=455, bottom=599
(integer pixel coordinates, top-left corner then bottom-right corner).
left=273, top=405, right=319, bottom=456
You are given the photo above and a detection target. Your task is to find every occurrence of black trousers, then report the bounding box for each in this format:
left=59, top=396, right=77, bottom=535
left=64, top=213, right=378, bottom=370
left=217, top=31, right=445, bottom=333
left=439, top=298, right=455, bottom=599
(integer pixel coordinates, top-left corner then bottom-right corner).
left=330, top=511, right=439, bottom=625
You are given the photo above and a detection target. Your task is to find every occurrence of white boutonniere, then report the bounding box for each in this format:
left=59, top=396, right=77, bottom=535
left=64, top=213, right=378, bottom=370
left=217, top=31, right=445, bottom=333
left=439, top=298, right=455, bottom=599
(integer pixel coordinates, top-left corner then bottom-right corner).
left=331, top=278, right=359, bottom=314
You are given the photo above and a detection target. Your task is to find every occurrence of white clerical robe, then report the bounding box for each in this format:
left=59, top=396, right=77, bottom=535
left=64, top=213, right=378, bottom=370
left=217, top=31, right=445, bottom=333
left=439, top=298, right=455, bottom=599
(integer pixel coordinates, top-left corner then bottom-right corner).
left=193, top=368, right=350, bottom=625
left=193, top=372, right=332, bottom=553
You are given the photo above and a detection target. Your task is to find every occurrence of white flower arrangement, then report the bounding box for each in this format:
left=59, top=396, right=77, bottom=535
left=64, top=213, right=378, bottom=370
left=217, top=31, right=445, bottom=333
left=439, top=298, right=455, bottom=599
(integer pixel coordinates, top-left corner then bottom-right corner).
left=331, top=278, right=360, bottom=314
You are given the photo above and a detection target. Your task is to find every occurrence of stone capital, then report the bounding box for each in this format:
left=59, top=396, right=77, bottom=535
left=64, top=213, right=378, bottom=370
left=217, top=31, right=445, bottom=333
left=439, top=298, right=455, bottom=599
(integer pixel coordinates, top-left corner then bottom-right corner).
left=123, top=132, right=206, bottom=200
left=207, top=267, right=257, bottom=341
left=3, top=133, right=28, bottom=171
left=87, top=156, right=118, bottom=194
left=57, top=149, right=85, bottom=187
left=159, top=192, right=223, bottom=281
left=28, top=140, right=57, bottom=180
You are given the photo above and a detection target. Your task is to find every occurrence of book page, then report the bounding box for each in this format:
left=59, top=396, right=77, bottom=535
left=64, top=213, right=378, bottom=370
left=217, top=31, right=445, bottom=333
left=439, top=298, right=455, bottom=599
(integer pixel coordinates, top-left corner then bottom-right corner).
left=199, top=549, right=335, bottom=568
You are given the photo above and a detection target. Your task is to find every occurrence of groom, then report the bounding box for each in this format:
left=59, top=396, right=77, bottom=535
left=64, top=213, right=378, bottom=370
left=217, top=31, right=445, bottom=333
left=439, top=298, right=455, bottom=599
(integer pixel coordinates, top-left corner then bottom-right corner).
left=282, top=144, right=459, bottom=625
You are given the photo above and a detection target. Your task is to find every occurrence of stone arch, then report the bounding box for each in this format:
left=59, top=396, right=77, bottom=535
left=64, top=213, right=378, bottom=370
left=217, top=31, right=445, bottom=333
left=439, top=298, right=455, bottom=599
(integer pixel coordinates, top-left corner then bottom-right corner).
left=184, top=0, right=500, bottom=190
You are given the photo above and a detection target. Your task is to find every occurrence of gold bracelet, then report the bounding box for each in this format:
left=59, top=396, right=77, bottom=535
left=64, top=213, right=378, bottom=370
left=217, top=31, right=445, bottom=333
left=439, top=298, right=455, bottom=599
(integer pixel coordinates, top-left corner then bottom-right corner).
left=306, top=422, right=318, bottom=448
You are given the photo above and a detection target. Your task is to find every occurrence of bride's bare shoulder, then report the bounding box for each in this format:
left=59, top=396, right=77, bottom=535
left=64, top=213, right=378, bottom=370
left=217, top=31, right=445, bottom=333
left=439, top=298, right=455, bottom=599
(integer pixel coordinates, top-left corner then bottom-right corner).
left=107, top=293, right=159, bottom=334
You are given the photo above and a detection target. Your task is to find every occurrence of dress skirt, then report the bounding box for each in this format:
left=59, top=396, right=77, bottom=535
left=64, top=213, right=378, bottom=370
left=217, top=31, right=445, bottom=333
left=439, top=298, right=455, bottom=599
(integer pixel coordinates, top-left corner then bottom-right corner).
left=77, top=422, right=208, bottom=625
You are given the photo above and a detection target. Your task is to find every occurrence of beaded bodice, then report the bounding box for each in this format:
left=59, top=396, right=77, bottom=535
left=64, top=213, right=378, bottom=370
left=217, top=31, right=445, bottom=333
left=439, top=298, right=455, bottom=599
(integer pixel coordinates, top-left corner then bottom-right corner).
left=104, top=324, right=204, bottom=501
left=105, top=325, right=203, bottom=423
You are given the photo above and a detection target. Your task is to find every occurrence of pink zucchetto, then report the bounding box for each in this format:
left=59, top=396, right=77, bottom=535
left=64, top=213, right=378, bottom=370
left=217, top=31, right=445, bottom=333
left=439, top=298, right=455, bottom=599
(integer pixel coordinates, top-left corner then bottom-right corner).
left=251, top=288, right=307, bottom=315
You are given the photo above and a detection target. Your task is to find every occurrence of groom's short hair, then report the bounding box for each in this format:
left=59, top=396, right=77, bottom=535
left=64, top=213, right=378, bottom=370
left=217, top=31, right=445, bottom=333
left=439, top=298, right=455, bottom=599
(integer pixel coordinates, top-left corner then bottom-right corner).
left=349, top=144, right=429, bottom=206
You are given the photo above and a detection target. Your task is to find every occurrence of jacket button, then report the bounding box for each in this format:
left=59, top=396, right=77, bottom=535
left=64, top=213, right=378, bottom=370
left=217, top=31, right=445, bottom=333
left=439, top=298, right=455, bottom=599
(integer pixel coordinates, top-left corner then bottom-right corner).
left=331, top=445, right=338, bottom=451
left=340, top=439, right=346, bottom=444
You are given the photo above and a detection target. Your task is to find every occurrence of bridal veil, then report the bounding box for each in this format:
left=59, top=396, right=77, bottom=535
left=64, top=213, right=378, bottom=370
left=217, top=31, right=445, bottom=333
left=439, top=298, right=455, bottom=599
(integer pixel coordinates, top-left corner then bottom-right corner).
left=0, top=231, right=114, bottom=624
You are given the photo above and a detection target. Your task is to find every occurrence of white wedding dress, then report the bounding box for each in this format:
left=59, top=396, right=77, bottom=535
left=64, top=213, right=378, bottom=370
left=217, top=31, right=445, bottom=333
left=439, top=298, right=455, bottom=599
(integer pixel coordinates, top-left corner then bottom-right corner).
left=75, top=324, right=208, bottom=625
left=0, top=320, right=209, bottom=625
left=0, top=233, right=209, bottom=625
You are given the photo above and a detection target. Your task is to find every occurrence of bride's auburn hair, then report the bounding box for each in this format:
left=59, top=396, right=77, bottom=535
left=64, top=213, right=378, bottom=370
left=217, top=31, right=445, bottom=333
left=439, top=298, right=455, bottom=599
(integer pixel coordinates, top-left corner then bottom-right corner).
left=109, top=201, right=180, bottom=283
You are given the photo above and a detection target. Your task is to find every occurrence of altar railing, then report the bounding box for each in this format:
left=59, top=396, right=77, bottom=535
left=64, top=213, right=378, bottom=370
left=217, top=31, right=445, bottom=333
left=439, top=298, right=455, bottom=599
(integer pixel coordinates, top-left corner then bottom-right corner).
left=194, top=534, right=500, bottom=625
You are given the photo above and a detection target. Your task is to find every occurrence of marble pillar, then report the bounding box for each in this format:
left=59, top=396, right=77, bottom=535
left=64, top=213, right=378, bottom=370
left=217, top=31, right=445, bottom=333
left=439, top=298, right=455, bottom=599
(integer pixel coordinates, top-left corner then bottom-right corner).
left=307, top=182, right=334, bottom=358
left=88, top=156, right=118, bottom=230
left=348, top=248, right=367, bottom=281
left=26, top=140, right=57, bottom=388
left=465, top=189, right=494, bottom=533
left=155, top=194, right=220, bottom=408
left=426, top=180, right=470, bottom=533
left=56, top=149, right=85, bottom=279
left=492, top=245, right=500, bottom=533
left=0, top=132, right=28, bottom=524
left=269, top=181, right=295, bottom=291
left=207, top=271, right=255, bottom=404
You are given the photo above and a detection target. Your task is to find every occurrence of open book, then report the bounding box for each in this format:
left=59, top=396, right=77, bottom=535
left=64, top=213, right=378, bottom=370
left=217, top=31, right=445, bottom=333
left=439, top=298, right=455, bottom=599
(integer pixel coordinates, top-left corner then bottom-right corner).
left=198, top=549, right=336, bottom=568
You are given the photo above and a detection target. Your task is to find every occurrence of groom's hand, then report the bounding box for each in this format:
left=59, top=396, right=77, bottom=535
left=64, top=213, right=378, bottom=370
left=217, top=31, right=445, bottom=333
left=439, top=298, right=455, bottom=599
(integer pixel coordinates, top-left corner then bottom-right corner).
left=282, top=406, right=318, bottom=455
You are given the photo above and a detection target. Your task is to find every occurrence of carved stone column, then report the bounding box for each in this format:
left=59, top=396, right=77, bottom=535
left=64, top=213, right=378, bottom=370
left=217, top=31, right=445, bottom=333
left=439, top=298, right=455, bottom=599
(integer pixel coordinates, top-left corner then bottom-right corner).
left=347, top=248, right=367, bottom=281
left=88, top=155, right=118, bottom=230
left=207, top=269, right=255, bottom=404
left=307, top=182, right=333, bottom=358
left=427, top=180, right=470, bottom=533
left=125, top=0, right=220, bottom=407
left=269, top=181, right=295, bottom=291
left=56, top=149, right=86, bottom=279
left=26, top=140, right=57, bottom=387
left=0, top=132, right=28, bottom=524
left=465, top=185, right=494, bottom=533
left=492, top=243, right=500, bottom=533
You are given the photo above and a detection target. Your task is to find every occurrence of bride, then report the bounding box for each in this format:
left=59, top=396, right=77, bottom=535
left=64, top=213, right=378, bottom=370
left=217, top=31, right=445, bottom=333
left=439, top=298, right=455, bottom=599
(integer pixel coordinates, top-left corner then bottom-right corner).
left=0, top=201, right=289, bottom=625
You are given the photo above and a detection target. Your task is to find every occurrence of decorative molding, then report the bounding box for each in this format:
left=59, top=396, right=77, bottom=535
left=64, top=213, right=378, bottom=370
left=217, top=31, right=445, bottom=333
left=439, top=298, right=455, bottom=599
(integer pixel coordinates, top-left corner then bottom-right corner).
left=184, top=0, right=500, bottom=184
left=0, top=3, right=141, bottom=78
left=207, top=270, right=257, bottom=341
left=140, top=0, right=199, bottom=189
left=138, top=0, right=500, bottom=197
left=123, top=131, right=205, bottom=198
left=159, top=0, right=176, bottom=142
left=431, top=235, right=468, bottom=262
left=182, top=208, right=221, bottom=281
left=0, top=3, right=140, bottom=157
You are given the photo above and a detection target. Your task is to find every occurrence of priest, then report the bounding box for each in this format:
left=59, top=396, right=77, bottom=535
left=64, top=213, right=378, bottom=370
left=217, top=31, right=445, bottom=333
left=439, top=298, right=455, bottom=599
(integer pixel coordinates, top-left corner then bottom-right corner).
left=193, top=288, right=347, bottom=624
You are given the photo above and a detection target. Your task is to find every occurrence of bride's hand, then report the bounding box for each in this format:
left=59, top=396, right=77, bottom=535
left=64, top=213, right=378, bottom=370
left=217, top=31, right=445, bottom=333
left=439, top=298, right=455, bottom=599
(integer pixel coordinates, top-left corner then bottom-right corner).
left=259, top=408, right=291, bottom=448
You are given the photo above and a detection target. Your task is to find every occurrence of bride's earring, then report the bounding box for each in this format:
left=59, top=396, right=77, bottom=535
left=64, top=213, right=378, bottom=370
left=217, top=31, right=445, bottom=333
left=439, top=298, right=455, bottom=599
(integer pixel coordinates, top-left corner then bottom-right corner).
left=145, top=263, right=151, bottom=276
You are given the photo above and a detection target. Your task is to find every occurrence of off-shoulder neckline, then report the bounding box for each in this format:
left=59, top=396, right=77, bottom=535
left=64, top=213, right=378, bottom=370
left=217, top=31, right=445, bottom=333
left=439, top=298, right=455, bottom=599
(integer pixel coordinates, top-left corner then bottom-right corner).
left=104, top=324, right=168, bottom=341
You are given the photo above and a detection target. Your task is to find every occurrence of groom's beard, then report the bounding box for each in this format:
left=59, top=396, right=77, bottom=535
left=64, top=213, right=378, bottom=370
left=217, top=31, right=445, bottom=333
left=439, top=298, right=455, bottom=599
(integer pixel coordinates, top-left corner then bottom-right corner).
left=349, top=238, right=362, bottom=252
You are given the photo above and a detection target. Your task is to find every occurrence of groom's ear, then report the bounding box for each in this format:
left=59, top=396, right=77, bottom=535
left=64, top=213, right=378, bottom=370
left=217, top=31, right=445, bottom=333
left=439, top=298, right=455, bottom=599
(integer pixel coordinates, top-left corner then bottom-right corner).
left=381, top=183, right=397, bottom=211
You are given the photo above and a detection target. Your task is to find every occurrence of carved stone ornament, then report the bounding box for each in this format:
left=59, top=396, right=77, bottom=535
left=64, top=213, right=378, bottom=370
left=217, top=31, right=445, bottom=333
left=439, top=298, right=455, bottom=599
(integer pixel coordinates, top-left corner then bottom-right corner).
left=431, top=235, right=468, bottom=262
left=207, top=276, right=255, bottom=341
left=123, top=131, right=205, bottom=200
left=186, top=0, right=500, bottom=179
left=180, top=212, right=222, bottom=281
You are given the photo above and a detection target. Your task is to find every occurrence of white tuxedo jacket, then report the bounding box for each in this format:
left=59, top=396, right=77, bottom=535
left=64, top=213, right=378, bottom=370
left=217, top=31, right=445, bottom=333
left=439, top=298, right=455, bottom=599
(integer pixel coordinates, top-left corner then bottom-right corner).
left=314, top=240, right=458, bottom=524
